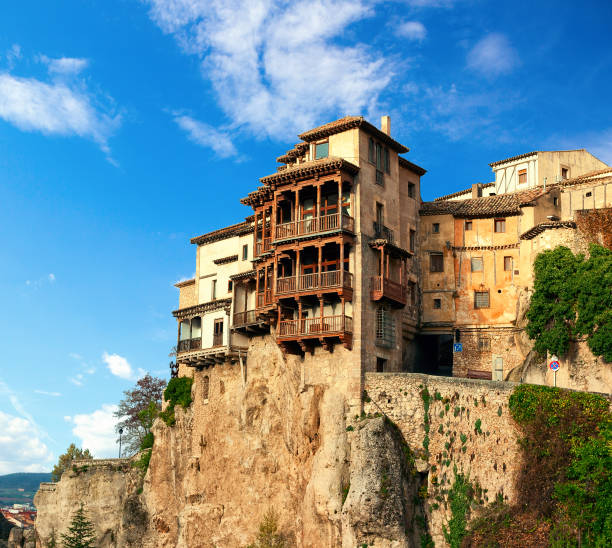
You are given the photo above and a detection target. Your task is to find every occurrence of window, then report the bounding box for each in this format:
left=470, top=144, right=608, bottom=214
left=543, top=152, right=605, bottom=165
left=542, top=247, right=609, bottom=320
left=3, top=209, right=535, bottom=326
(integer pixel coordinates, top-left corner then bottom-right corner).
left=213, top=319, right=223, bottom=346
left=376, top=170, right=384, bottom=186
left=211, top=279, right=217, bottom=300
left=202, top=375, right=210, bottom=401
left=410, top=229, right=416, bottom=252
left=518, top=169, right=527, bottom=184
left=553, top=197, right=559, bottom=206
left=471, top=257, right=483, bottom=272
left=433, top=298, right=441, bottom=309
left=242, top=244, right=248, bottom=260
left=376, top=357, right=387, bottom=372
left=315, top=141, right=329, bottom=159
left=384, top=148, right=390, bottom=174
left=376, top=306, right=395, bottom=348
left=586, top=192, right=592, bottom=197
left=408, top=182, right=416, bottom=198
left=465, top=221, right=473, bottom=231
left=478, top=337, right=491, bottom=352
left=504, top=256, right=513, bottom=271
left=376, top=202, right=384, bottom=227
left=408, top=281, right=416, bottom=305
left=374, top=142, right=386, bottom=185
left=430, top=253, right=444, bottom=272
left=228, top=280, right=233, bottom=292
left=368, top=138, right=375, bottom=163
left=432, top=223, right=440, bottom=233
left=494, top=218, right=506, bottom=233
left=561, top=167, right=569, bottom=180
left=474, top=290, right=490, bottom=309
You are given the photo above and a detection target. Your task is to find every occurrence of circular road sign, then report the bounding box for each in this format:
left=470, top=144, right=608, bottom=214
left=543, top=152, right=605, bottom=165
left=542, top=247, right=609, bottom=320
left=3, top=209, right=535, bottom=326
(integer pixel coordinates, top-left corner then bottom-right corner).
left=549, top=360, right=560, bottom=372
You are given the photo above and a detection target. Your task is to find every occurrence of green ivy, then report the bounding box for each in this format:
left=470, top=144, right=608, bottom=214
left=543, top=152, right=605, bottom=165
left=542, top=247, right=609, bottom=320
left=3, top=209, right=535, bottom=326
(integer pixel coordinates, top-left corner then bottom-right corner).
left=160, top=376, right=194, bottom=426
left=443, top=471, right=474, bottom=548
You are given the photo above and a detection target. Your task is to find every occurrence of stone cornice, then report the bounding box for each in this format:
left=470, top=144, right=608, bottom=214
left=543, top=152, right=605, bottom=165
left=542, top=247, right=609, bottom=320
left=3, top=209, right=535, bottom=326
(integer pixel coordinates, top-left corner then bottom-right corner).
left=172, top=298, right=232, bottom=320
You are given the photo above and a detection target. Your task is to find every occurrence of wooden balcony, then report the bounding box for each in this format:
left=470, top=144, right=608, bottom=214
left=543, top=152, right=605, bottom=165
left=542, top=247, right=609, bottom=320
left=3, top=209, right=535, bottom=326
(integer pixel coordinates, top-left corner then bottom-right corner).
left=255, top=237, right=272, bottom=256
left=178, top=338, right=201, bottom=353
left=275, top=213, right=354, bottom=241
left=277, top=315, right=353, bottom=350
left=276, top=270, right=353, bottom=296
left=371, top=276, right=407, bottom=307
left=233, top=309, right=269, bottom=333
left=256, top=290, right=273, bottom=308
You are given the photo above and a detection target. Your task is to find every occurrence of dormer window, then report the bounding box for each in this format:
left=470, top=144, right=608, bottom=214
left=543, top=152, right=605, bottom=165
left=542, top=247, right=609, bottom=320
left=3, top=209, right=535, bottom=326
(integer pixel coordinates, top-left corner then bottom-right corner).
left=315, top=141, right=329, bottom=160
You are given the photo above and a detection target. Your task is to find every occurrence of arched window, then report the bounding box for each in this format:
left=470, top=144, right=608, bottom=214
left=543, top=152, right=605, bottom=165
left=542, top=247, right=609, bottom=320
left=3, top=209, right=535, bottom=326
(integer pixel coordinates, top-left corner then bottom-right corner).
left=202, top=375, right=210, bottom=401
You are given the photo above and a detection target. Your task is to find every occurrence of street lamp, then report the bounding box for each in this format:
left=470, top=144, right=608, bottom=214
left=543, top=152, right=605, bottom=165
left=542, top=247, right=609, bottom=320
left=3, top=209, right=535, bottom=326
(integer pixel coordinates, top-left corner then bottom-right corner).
left=118, top=427, right=124, bottom=458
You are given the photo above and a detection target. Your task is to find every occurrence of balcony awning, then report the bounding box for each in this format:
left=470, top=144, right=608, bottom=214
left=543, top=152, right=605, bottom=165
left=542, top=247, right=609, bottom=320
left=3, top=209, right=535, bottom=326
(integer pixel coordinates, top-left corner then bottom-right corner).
left=369, top=239, right=412, bottom=259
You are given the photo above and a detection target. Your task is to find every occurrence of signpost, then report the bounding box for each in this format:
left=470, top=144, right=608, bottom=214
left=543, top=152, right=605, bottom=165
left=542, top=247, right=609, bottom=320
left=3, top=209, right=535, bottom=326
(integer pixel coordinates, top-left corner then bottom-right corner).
left=549, top=355, right=560, bottom=387
left=453, top=343, right=463, bottom=352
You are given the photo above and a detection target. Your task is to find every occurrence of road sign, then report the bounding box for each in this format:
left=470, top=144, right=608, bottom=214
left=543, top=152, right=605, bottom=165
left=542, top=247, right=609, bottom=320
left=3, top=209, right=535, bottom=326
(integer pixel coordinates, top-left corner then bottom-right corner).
left=453, top=343, right=463, bottom=352
left=549, top=360, right=560, bottom=372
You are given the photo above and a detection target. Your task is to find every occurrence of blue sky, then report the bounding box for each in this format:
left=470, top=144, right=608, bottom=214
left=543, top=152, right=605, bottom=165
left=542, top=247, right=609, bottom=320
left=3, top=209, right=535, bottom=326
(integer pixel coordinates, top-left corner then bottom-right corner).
left=0, top=0, right=611, bottom=474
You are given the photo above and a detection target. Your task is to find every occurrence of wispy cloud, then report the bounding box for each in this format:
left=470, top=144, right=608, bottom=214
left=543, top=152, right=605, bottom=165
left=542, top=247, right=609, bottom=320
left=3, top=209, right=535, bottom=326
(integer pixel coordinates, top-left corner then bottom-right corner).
left=66, top=404, right=119, bottom=458
left=39, top=55, right=89, bottom=76
left=5, top=44, right=22, bottom=68
left=467, top=33, right=519, bottom=76
left=25, top=272, right=56, bottom=289
left=145, top=0, right=390, bottom=140
left=34, top=390, right=62, bottom=397
left=103, top=352, right=145, bottom=381
left=396, top=21, right=427, bottom=42
left=174, top=114, right=237, bottom=158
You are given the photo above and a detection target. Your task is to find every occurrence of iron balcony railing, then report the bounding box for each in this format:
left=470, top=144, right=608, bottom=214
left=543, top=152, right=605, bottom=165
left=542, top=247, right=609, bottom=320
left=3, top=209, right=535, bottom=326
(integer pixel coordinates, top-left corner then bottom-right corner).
left=371, top=276, right=406, bottom=305
left=373, top=222, right=394, bottom=243
left=275, top=213, right=354, bottom=240
left=276, top=270, right=353, bottom=295
left=277, top=315, right=353, bottom=338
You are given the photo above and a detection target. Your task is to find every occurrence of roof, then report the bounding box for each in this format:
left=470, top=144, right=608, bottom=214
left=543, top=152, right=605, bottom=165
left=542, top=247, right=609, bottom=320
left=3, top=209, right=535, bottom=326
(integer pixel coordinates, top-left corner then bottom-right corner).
left=420, top=188, right=549, bottom=218
left=520, top=220, right=577, bottom=240
left=298, top=116, right=409, bottom=153
left=556, top=167, right=612, bottom=187
left=174, top=278, right=195, bottom=288
left=257, top=157, right=359, bottom=187
left=190, top=219, right=253, bottom=246
left=434, top=182, right=494, bottom=202
left=489, top=149, right=585, bottom=168
left=398, top=156, right=427, bottom=176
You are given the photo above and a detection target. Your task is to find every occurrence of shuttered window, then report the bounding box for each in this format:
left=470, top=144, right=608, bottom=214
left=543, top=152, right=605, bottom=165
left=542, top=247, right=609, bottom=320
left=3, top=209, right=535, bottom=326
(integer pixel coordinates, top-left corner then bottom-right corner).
left=471, top=257, right=484, bottom=272
left=375, top=307, right=395, bottom=348
left=430, top=253, right=444, bottom=272
left=474, top=291, right=490, bottom=309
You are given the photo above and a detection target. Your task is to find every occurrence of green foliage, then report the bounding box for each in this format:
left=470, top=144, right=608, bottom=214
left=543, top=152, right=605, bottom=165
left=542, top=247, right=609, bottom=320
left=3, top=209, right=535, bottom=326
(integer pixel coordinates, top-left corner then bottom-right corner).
left=160, top=376, right=194, bottom=426
left=341, top=482, right=350, bottom=503
left=140, top=432, right=154, bottom=450
left=345, top=425, right=354, bottom=432
left=380, top=469, right=390, bottom=498
left=474, top=419, right=482, bottom=434
left=133, top=449, right=152, bottom=472
left=508, top=383, right=611, bottom=546
left=526, top=244, right=612, bottom=360
left=420, top=532, right=434, bottom=548
left=362, top=390, right=372, bottom=403
left=46, top=530, right=58, bottom=548
left=460, top=433, right=467, bottom=445
left=442, top=472, right=474, bottom=548
left=497, top=406, right=503, bottom=417
left=61, top=504, right=96, bottom=548
left=52, top=444, right=92, bottom=482
left=246, top=509, right=287, bottom=548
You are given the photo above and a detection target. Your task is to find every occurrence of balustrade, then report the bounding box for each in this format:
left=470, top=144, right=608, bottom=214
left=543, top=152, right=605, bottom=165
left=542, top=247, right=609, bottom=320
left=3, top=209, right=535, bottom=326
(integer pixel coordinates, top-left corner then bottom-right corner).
left=371, top=276, right=406, bottom=305
left=277, top=315, right=352, bottom=338
left=276, top=271, right=353, bottom=295
left=275, top=213, right=354, bottom=240
left=233, top=310, right=257, bottom=327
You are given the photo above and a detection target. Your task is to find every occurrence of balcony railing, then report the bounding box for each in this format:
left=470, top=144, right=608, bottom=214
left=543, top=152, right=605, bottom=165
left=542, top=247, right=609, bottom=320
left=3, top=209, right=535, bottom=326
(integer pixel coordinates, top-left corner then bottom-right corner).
left=373, top=222, right=394, bottom=243
left=276, top=270, right=353, bottom=295
left=178, top=338, right=202, bottom=353
left=275, top=213, right=354, bottom=240
left=233, top=310, right=257, bottom=328
left=255, top=237, right=272, bottom=256
left=256, top=289, right=273, bottom=308
left=371, top=276, right=406, bottom=305
left=277, top=315, right=353, bottom=338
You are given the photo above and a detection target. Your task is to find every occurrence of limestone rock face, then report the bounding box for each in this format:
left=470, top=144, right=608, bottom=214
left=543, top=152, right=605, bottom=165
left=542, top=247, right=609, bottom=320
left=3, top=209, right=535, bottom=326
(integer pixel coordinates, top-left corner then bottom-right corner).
left=342, top=418, right=424, bottom=548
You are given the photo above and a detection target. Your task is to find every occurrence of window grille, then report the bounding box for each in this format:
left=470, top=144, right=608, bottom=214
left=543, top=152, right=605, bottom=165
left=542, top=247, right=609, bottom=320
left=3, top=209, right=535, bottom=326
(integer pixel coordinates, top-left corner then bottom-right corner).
left=375, top=307, right=395, bottom=348
left=474, top=291, right=490, bottom=309
left=478, top=337, right=491, bottom=352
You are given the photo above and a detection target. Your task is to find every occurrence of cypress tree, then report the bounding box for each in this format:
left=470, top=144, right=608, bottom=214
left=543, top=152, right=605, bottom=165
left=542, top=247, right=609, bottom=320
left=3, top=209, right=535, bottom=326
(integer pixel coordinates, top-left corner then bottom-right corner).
left=61, top=504, right=96, bottom=548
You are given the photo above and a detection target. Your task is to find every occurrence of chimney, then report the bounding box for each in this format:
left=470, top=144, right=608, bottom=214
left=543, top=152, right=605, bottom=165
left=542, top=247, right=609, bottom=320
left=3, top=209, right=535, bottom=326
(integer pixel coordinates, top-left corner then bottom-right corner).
left=472, top=183, right=483, bottom=198
left=381, top=115, right=390, bottom=135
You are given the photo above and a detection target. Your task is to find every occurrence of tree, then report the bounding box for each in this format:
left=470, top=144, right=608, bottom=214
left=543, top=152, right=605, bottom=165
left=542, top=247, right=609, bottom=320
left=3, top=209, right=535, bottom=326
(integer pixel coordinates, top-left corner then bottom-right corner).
left=60, top=504, right=96, bottom=548
left=51, top=444, right=92, bottom=482
left=247, top=509, right=287, bottom=548
left=113, top=374, right=166, bottom=455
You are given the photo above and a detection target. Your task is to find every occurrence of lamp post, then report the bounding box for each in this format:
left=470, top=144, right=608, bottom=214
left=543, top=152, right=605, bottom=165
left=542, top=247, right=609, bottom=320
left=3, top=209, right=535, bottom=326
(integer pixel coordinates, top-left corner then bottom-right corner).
left=118, top=427, right=123, bottom=458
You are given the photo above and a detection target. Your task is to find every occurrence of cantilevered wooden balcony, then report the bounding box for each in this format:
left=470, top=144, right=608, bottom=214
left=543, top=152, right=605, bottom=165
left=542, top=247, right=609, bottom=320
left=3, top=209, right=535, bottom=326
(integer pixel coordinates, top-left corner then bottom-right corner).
left=256, top=289, right=273, bottom=308
left=277, top=314, right=353, bottom=351
left=255, top=237, right=272, bottom=256
left=276, top=270, right=353, bottom=297
left=371, top=276, right=407, bottom=307
left=232, top=309, right=268, bottom=333
left=275, top=213, right=354, bottom=241
left=178, top=338, right=201, bottom=353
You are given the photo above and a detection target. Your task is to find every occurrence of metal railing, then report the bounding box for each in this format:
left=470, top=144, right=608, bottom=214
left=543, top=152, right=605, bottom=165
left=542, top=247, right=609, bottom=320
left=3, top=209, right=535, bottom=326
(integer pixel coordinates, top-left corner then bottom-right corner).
left=277, top=315, right=353, bottom=338
left=177, top=338, right=202, bottom=353
left=276, top=271, right=353, bottom=295
left=371, top=276, right=406, bottom=304
left=373, top=222, right=394, bottom=243
left=233, top=310, right=257, bottom=327
left=275, top=213, right=354, bottom=240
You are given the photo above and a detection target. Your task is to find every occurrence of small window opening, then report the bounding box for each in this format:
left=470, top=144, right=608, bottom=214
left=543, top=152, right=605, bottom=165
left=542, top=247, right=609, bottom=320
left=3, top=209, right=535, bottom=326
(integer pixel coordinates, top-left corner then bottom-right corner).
left=474, top=290, right=490, bottom=309
left=504, top=256, right=513, bottom=271
left=478, top=338, right=491, bottom=352
left=242, top=244, right=248, bottom=260
left=433, top=298, right=441, bottom=309
left=561, top=167, right=569, bottom=180
left=202, top=375, right=210, bottom=401
left=586, top=191, right=592, bottom=197
left=518, top=169, right=527, bottom=184
left=315, top=141, right=329, bottom=160
left=409, top=229, right=416, bottom=252
left=432, top=223, right=440, bottom=234
left=430, top=253, right=444, bottom=273
left=494, top=218, right=506, bottom=233
left=408, top=182, right=416, bottom=198
left=228, top=280, right=233, bottom=292
left=553, top=197, right=559, bottom=206
left=376, top=357, right=387, bottom=372
left=465, top=221, right=473, bottom=231
left=211, top=279, right=217, bottom=300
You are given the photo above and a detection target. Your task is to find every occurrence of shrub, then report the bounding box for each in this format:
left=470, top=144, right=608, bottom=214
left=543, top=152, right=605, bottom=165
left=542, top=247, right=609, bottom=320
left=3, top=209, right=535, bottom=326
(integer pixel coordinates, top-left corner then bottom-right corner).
left=160, top=376, right=193, bottom=426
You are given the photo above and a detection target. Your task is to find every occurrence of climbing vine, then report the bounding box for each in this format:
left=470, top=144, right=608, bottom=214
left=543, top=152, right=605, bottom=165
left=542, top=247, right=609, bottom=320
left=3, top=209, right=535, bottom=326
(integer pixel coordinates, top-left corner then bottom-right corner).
left=159, top=376, right=194, bottom=426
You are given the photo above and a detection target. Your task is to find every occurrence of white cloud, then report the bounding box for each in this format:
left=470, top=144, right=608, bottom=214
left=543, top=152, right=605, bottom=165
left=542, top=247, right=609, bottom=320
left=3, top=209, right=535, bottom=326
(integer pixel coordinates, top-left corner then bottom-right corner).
left=6, top=44, right=22, bottom=68
left=25, top=272, right=56, bottom=289
left=34, top=390, right=62, bottom=397
left=174, top=115, right=237, bottom=158
left=48, top=273, right=56, bottom=282
left=396, top=21, right=427, bottom=41
left=0, top=411, right=54, bottom=474
left=103, top=352, right=139, bottom=380
left=69, top=352, right=83, bottom=360
left=467, top=33, right=519, bottom=76
left=0, top=71, right=120, bottom=155
left=71, top=404, right=119, bottom=458
left=145, top=0, right=390, bottom=140
left=39, top=55, right=89, bottom=76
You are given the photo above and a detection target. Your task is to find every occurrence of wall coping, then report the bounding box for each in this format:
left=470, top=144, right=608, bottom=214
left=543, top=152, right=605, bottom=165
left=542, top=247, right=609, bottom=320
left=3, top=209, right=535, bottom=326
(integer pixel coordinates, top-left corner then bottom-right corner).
left=71, top=458, right=132, bottom=467
left=365, top=372, right=518, bottom=391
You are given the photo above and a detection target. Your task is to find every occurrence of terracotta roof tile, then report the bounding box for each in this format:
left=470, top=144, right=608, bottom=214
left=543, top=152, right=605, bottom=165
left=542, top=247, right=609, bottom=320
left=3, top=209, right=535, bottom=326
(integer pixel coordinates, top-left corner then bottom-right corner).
left=489, top=149, right=585, bottom=168
left=398, top=156, right=427, bottom=175
left=556, top=167, right=612, bottom=187
left=434, top=182, right=494, bottom=201
left=298, top=116, right=409, bottom=153
left=520, top=220, right=577, bottom=240
left=256, top=157, right=359, bottom=188
left=420, top=188, right=549, bottom=218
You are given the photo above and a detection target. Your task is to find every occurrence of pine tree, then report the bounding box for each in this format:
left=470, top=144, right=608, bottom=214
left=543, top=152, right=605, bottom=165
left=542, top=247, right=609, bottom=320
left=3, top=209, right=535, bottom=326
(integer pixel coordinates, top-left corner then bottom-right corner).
left=47, top=529, right=57, bottom=548
left=61, top=504, right=96, bottom=548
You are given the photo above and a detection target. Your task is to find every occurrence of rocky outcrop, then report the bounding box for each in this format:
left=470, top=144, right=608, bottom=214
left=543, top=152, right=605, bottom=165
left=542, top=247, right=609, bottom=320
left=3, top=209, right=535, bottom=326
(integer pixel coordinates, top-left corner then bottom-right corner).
left=7, top=528, right=35, bottom=548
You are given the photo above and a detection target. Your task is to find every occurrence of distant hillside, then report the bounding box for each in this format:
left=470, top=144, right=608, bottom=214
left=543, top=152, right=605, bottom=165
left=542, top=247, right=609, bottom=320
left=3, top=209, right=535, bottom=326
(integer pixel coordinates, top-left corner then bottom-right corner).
left=0, top=473, right=52, bottom=508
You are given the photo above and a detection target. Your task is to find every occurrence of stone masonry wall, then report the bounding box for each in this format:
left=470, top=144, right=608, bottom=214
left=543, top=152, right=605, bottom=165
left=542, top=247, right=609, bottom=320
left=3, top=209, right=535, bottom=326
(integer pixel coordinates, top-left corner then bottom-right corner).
left=363, top=372, right=521, bottom=547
